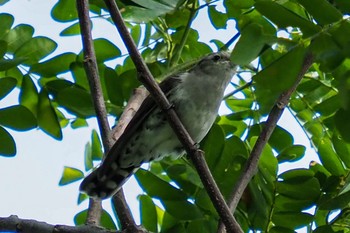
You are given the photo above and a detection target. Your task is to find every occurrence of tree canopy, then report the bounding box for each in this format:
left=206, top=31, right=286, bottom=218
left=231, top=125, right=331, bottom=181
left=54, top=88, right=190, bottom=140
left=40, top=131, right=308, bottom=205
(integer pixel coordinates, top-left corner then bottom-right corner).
left=1, top=0, right=350, bottom=232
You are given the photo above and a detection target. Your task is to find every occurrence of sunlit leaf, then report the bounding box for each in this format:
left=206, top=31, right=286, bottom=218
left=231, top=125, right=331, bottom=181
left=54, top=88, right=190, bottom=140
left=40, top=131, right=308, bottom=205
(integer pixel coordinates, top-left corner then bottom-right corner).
left=59, top=166, right=84, bottom=186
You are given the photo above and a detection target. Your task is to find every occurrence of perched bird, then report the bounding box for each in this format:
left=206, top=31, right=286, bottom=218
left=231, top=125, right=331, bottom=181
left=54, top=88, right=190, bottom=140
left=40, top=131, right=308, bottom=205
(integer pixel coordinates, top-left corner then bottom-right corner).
left=80, top=51, right=237, bottom=199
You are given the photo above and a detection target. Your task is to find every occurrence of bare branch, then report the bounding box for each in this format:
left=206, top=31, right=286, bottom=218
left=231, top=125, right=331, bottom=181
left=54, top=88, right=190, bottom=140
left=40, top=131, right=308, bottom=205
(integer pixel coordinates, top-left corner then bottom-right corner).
left=217, top=53, right=314, bottom=233
left=76, top=0, right=136, bottom=229
left=102, top=0, right=243, bottom=232
left=0, top=215, right=117, bottom=233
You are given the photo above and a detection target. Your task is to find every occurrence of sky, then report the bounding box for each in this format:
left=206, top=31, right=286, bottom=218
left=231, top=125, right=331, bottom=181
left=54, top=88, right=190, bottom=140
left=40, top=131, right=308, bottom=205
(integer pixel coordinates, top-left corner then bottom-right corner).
left=0, top=0, right=318, bottom=231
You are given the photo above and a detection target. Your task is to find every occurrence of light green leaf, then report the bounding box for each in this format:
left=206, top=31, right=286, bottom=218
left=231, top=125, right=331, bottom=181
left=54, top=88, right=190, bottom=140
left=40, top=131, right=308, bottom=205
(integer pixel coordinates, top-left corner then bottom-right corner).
left=59, top=166, right=84, bottom=186
left=14, top=36, right=57, bottom=65
left=51, top=0, right=78, bottom=22
left=60, top=22, right=81, bottom=36
left=91, top=129, right=103, bottom=160
left=4, top=24, right=34, bottom=53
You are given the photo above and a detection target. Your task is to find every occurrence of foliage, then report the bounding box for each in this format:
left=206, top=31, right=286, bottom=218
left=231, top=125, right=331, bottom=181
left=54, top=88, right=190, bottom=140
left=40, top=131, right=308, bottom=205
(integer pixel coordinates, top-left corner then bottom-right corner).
left=1, top=0, right=350, bottom=232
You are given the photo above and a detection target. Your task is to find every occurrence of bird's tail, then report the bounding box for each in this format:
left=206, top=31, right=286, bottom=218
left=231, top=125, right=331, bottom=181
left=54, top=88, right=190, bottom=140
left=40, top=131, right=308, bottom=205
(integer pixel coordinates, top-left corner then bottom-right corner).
left=79, top=164, right=138, bottom=199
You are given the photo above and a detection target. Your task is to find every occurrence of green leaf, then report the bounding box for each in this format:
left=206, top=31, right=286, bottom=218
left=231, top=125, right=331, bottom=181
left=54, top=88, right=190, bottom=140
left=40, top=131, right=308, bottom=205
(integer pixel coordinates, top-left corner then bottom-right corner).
left=14, top=36, right=57, bottom=65
left=104, top=67, right=124, bottom=106
left=4, top=24, right=34, bottom=53
left=0, top=58, right=26, bottom=71
left=231, top=23, right=271, bottom=65
left=275, top=194, right=314, bottom=212
left=315, top=136, right=345, bottom=176
left=0, top=13, right=14, bottom=40
left=135, top=168, right=187, bottom=201
left=59, top=166, right=84, bottom=185
left=71, top=118, right=88, bottom=129
left=335, top=108, right=350, bottom=142
left=277, top=177, right=320, bottom=200
left=320, top=190, right=350, bottom=210
left=91, top=129, right=103, bottom=160
left=37, top=89, right=62, bottom=140
left=60, top=22, right=81, bottom=36
left=77, top=193, right=88, bottom=205
left=19, top=75, right=38, bottom=116
left=296, top=0, right=342, bottom=26
left=55, top=86, right=95, bottom=118
left=162, top=199, right=203, bottom=221
left=269, top=226, right=296, bottom=233
left=277, top=145, right=306, bottom=163
left=139, top=195, right=158, bottom=232
left=254, top=45, right=307, bottom=113
left=30, top=52, right=76, bottom=77
left=0, top=105, right=37, bottom=131
left=272, top=212, right=313, bottom=228
left=84, top=142, right=93, bottom=171
left=332, top=133, right=350, bottom=168
left=74, top=209, right=116, bottom=229
left=255, top=1, right=321, bottom=37
left=78, top=38, right=121, bottom=63
left=0, top=77, right=16, bottom=100
left=51, top=0, right=78, bottom=22
left=208, top=6, right=228, bottom=29
left=0, top=126, right=16, bottom=157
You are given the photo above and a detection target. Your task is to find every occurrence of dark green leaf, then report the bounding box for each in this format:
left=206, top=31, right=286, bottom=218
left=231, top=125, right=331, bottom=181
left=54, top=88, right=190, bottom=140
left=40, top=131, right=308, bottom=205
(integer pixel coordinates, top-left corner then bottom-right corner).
left=0, top=126, right=15, bottom=157
left=255, top=1, right=321, bottom=37
left=135, top=168, right=187, bottom=201
left=37, top=89, right=62, bottom=140
left=14, top=36, right=57, bottom=65
left=104, top=67, right=124, bottom=106
left=162, top=199, right=203, bottom=221
left=269, top=226, right=296, bottom=233
left=0, top=40, right=6, bottom=57
left=201, top=124, right=225, bottom=170
left=19, top=75, right=39, bottom=116
left=272, top=212, right=313, bottom=228
left=0, top=105, right=36, bottom=131
left=30, top=52, right=76, bottom=77
left=254, top=45, right=307, bottom=113
left=59, top=166, right=84, bottom=185
left=0, top=77, right=16, bottom=100
left=275, top=194, right=314, bottom=212
left=74, top=209, right=116, bottom=229
left=320, top=190, right=350, bottom=210
left=296, top=0, right=342, bottom=26
left=51, top=0, right=78, bottom=22
left=0, top=58, right=26, bottom=71
left=335, top=108, right=350, bottom=142
left=55, top=86, right=95, bottom=118
left=139, top=195, right=158, bottom=232
left=277, top=145, right=306, bottom=163
left=0, top=13, right=14, bottom=40
left=277, top=177, right=320, bottom=200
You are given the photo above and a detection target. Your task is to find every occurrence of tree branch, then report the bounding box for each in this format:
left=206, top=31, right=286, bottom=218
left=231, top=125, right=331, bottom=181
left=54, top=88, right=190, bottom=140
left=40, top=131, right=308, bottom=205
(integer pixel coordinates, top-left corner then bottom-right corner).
left=76, top=0, right=136, bottom=230
left=0, top=215, right=117, bottom=233
left=103, top=0, right=243, bottom=232
left=217, top=53, right=314, bottom=233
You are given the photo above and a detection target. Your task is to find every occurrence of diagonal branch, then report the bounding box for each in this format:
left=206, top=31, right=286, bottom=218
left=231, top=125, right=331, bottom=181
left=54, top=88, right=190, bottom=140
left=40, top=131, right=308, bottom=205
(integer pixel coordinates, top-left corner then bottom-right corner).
left=76, top=0, right=136, bottom=229
left=103, top=0, right=243, bottom=232
left=217, top=53, right=314, bottom=233
left=0, top=215, right=117, bottom=233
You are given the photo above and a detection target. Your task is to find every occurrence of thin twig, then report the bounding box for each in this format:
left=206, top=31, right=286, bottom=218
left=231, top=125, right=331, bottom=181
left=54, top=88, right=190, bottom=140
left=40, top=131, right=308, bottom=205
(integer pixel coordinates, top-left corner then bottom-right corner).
left=0, top=215, right=117, bottom=233
left=217, top=53, right=314, bottom=233
left=103, top=0, right=243, bottom=232
left=76, top=0, right=137, bottom=229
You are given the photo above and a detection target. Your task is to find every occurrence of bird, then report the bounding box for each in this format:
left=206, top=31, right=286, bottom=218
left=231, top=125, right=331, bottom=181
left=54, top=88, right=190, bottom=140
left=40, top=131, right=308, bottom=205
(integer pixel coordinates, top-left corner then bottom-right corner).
left=80, top=51, right=237, bottom=199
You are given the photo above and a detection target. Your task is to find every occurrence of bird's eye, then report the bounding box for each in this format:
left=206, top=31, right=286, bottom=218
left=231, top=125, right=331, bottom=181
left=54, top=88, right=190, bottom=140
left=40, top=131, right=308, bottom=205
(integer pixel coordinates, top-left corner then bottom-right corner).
left=213, top=54, right=221, bottom=61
